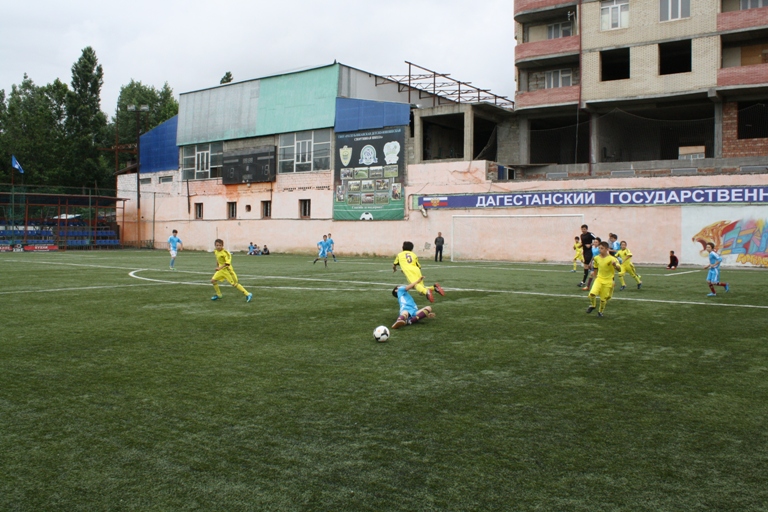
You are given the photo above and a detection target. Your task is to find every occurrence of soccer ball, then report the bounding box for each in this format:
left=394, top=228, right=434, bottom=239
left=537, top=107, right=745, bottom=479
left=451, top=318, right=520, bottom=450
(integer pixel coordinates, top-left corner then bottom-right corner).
left=373, top=325, right=390, bottom=342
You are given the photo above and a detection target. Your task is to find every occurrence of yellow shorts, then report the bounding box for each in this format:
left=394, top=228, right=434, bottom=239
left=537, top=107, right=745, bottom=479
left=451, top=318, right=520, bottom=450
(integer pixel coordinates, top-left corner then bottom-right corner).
left=589, top=279, right=614, bottom=300
left=213, top=268, right=238, bottom=286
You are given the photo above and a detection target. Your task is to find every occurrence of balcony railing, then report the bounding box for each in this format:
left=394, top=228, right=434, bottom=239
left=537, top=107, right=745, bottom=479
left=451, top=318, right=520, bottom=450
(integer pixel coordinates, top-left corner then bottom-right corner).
left=718, top=62, right=768, bottom=87
left=516, top=35, right=580, bottom=63
left=718, top=6, right=768, bottom=32
left=515, top=0, right=578, bottom=16
left=515, top=85, right=580, bottom=109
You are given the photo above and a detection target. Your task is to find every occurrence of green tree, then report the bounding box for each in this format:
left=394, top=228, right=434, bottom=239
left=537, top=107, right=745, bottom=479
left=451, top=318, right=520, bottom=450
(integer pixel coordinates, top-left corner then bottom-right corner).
left=2, top=75, right=70, bottom=186
left=65, top=46, right=110, bottom=189
left=110, top=80, right=179, bottom=171
left=220, top=71, right=233, bottom=84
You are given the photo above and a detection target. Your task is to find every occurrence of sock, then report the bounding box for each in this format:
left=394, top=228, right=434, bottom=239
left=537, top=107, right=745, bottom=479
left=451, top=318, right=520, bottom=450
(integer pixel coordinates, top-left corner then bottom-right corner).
left=717, top=283, right=727, bottom=287
left=585, top=277, right=593, bottom=289
left=599, top=300, right=607, bottom=313
left=213, top=283, right=222, bottom=296
left=709, top=284, right=716, bottom=293
left=589, top=294, right=597, bottom=307
left=583, top=269, right=589, bottom=281
left=573, top=261, right=577, bottom=270
left=414, top=310, right=428, bottom=321
left=235, top=283, right=248, bottom=295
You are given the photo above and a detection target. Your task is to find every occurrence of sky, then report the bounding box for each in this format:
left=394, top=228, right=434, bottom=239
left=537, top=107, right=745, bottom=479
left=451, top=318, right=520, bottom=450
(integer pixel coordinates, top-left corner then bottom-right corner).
left=0, top=0, right=516, bottom=120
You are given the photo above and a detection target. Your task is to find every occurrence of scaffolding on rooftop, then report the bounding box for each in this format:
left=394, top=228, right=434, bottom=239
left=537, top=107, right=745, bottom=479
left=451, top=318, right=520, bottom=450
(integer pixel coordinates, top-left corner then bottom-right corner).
left=378, top=61, right=514, bottom=110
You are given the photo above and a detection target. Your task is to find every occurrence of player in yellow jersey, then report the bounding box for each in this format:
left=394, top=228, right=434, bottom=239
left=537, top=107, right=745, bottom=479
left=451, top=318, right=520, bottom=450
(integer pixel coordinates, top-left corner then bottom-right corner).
left=572, top=236, right=583, bottom=272
left=615, top=240, right=642, bottom=290
left=586, top=241, right=622, bottom=318
left=393, top=241, right=444, bottom=303
left=210, top=239, right=253, bottom=302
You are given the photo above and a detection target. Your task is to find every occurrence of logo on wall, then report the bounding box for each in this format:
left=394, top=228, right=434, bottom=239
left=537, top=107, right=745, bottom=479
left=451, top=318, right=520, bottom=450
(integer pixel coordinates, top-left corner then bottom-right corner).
left=339, top=145, right=352, bottom=167
left=383, top=141, right=401, bottom=165
left=692, top=218, right=768, bottom=267
left=359, top=145, right=378, bottom=166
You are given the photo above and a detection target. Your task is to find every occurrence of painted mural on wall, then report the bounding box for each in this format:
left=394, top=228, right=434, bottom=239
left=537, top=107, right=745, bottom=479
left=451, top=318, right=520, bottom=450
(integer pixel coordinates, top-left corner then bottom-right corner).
left=333, top=127, right=405, bottom=221
left=682, top=206, right=768, bottom=267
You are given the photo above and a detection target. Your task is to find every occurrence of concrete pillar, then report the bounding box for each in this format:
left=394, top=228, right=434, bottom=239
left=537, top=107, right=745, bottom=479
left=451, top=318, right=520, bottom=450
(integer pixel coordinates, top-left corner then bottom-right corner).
left=413, top=111, right=423, bottom=164
left=590, top=112, right=599, bottom=164
left=714, top=102, right=723, bottom=159
left=464, top=107, right=474, bottom=160
left=519, top=117, right=530, bottom=164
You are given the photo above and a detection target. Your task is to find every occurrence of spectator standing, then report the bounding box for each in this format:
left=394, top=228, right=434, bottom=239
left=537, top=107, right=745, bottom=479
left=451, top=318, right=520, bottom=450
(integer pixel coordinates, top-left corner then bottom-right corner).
left=434, top=232, right=445, bottom=262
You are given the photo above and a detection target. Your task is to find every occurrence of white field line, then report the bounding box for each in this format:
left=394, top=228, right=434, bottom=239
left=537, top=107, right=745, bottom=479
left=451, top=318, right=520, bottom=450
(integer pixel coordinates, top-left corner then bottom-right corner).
left=0, top=282, right=166, bottom=295
left=447, top=286, right=768, bottom=309
left=659, top=270, right=701, bottom=277
left=3, top=260, right=765, bottom=309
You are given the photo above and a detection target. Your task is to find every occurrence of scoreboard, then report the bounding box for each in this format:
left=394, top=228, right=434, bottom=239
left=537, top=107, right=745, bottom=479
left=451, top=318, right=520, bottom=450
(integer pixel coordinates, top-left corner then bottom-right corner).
left=222, top=146, right=276, bottom=184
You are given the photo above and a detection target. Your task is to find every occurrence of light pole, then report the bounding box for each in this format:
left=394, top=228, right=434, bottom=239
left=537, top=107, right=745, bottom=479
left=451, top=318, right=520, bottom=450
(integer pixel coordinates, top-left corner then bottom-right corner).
left=127, top=104, right=149, bottom=247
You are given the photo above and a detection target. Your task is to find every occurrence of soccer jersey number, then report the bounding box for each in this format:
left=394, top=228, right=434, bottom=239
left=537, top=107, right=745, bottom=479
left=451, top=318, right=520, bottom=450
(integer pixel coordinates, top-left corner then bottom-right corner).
left=406, top=254, right=413, bottom=264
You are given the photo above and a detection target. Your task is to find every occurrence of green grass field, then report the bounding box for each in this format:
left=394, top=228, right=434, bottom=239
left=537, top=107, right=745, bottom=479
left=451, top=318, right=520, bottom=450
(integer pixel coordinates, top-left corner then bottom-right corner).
left=1, top=250, right=767, bottom=511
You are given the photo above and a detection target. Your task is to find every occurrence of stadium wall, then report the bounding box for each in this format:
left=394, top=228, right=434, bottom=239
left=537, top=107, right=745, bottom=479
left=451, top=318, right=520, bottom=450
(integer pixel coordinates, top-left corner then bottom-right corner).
left=118, top=162, right=768, bottom=267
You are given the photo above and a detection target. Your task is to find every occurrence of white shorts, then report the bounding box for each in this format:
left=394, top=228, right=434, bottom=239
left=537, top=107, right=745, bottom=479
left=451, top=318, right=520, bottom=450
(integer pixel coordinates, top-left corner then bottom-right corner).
left=170, top=249, right=178, bottom=258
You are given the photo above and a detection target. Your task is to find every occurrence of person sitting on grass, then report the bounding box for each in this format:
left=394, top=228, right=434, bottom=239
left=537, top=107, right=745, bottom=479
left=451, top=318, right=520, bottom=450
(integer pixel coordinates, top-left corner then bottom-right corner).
left=262, top=245, right=270, bottom=255
left=392, top=277, right=436, bottom=329
left=667, top=250, right=679, bottom=269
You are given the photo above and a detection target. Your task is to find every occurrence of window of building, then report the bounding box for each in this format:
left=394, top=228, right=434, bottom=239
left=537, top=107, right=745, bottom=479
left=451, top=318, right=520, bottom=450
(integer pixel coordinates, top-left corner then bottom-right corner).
left=738, top=102, right=768, bottom=139
left=159, top=176, right=173, bottom=184
left=601, top=0, right=629, bottom=30
left=299, top=199, right=311, bottom=219
left=278, top=129, right=331, bottom=173
left=741, top=0, right=768, bottom=8
left=545, top=69, right=572, bottom=88
left=262, top=201, right=272, bottom=219
left=660, top=0, right=690, bottom=21
left=181, top=142, right=223, bottom=180
left=601, top=48, right=631, bottom=81
left=245, top=204, right=251, bottom=213
left=139, top=177, right=152, bottom=185
left=547, top=21, right=573, bottom=39
left=195, top=203, right=204, bottom=219
left=659, top=40, right=692, bottom=75
left=227, top=202, right=237, bottom=219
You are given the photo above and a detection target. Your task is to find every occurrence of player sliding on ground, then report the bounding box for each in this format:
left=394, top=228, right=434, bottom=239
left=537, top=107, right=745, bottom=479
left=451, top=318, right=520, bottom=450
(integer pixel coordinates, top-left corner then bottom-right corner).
left=393, top=241, right=444, bottom=303
left=210, top=239, right=253, bottom=302
left=586, top=241, right=622, bottom=318
left=392, top=277, right=436, bottom=329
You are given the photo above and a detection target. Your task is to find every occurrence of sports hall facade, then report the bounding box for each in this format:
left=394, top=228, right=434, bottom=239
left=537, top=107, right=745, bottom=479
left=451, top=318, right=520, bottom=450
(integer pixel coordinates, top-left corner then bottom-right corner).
left=118, top=4, right=768, bottom=267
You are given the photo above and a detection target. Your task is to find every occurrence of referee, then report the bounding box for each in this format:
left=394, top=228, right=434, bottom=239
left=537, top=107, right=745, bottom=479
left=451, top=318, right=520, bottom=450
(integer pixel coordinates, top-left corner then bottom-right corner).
left=579, top=224, right=595, bottom=286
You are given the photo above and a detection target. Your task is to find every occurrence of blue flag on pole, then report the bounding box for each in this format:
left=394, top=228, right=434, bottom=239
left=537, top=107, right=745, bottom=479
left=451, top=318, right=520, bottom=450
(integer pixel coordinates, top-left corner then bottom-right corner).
left=11, top=155, right=25, bottom=174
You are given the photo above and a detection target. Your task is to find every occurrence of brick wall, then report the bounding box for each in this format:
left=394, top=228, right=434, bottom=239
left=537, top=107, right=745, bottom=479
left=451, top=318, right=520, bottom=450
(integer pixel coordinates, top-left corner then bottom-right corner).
left=581, top=36, right=718, bottom=101
left=581, top=0, right=717, bottom=50
left=717, top=5, right=768, bottom=32
left=718, top=62, right=768, bottom=86
left=516, top=35, right=580, bottom=62
left=722, top=102, right=768, bottom=157
left=516, top=85, right=580, bottom=109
